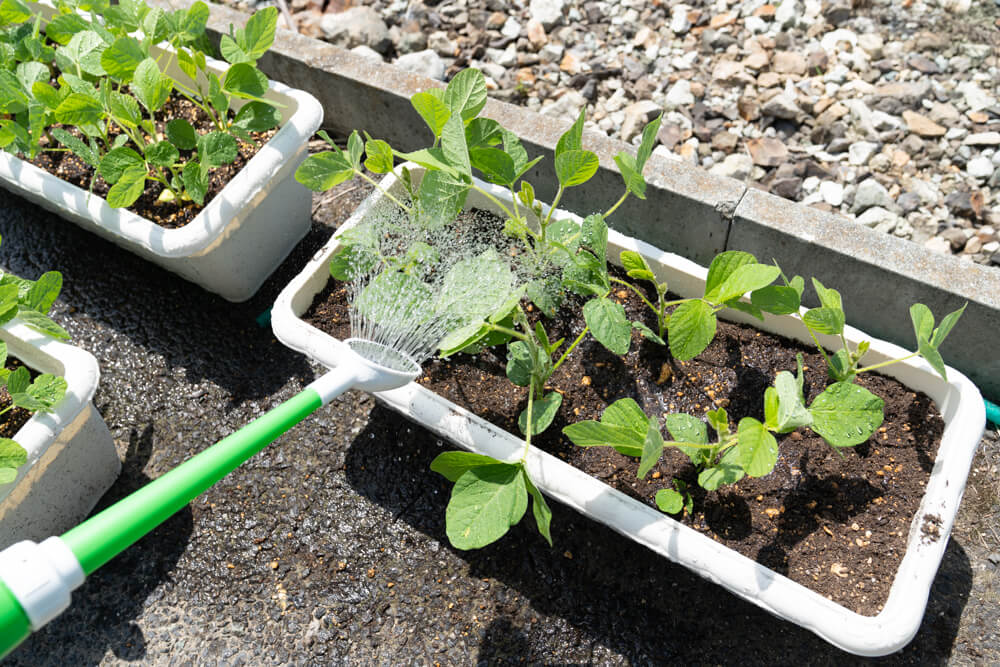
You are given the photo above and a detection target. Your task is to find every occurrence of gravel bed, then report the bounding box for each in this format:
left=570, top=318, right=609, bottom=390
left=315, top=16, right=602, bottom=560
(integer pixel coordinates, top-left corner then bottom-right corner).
left=0, top=177, right=998, bottom=663
left=228, top=0, right=1000, bottom=265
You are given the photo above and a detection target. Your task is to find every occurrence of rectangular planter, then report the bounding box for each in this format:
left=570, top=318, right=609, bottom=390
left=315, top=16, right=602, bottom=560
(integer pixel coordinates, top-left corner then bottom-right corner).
left=0, top=320, right=119, bottom=549
left=270, top=168, right=986, bottom=657
left=0, top=4, right=324, bottom=302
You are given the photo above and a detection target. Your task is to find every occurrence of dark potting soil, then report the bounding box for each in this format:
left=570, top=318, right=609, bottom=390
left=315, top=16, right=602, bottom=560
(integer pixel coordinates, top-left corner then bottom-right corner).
left=0, top=357, right=37, bottom=439
left=302, top=214, right=944, bottom=618
left=27, top=96, right=276, bottom=229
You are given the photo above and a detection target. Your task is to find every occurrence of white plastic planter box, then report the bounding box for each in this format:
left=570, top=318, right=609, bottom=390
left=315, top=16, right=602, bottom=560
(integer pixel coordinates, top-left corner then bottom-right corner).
left=0, top=6, right=324, bottom=302
left=271, top=168, right=987, bottom=657
left=0, top=321, right=119, bottom=549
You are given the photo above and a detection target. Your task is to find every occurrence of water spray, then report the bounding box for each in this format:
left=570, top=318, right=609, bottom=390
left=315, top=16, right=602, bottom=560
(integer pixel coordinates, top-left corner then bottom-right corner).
left=0, top=196, right=514, bottom=657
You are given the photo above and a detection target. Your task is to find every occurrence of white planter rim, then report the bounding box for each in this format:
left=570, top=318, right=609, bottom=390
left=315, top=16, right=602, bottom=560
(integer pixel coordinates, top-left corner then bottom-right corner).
left=271, top=166, right=986, bottom=657
left=0, top=319, right=100, bottom=506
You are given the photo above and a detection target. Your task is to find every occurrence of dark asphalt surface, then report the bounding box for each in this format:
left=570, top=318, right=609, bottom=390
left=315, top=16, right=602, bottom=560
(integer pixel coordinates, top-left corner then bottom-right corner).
left=0, top=182, right=997, bottom=666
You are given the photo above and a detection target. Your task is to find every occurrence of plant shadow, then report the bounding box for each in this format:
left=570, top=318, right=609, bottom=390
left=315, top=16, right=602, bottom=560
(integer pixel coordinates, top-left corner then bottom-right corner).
left=6, top=425, right=192, bottom=666
left=344, top=405, right=973, bottom=665
left=0, top=191, right=325, bottom=406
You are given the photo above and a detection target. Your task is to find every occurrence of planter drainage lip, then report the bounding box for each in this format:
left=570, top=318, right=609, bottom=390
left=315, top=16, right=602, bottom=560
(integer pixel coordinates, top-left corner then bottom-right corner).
left=271, top=168, right=987, bottom=657
left=0, top=320, right=100, bottom=507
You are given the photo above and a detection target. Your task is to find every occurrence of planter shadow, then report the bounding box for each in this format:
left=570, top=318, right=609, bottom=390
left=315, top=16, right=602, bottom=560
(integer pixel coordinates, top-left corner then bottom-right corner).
left=7, top=426, right=192, bottom=665
left=0, top=192, right=327, bottom=404
left=344, top=406, right=972, bottom=664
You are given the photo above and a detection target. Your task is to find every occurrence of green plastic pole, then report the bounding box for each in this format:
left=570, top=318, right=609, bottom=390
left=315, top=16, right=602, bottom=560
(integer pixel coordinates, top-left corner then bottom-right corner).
left=986, top=399, right=999, bottom=427
left=62, top=388, right=322, bottom=576
left=0, top=582, right=30, bottom=659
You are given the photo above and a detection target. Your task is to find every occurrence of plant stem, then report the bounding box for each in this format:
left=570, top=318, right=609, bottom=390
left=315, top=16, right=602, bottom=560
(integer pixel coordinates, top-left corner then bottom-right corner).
left=357, top=171, right=411, bottom=212
left=603, top=190, right=630, bottom=218
left=471, top=184, right=516, bottom=221
left=520, top=388, right=534, bottom=460
left=610, top=276, right=657, bottom=314
left=552, top=326, right=589, bottom=372
left=855, top=352, right=919, bottom=375
left=541, top=184, right=564, bottom=231
left=485, top=323, right=529, bottom=342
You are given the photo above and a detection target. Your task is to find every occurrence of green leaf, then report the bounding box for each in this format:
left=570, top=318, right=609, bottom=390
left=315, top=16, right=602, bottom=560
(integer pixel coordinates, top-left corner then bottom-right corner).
left=469, top=147, right=516, bottom=186
left=0, top=439, right=26, bottom=478
left=16, top=309, right=69, bottom=340
left=667, top=299, right=716, bottom=361
left=197, top=131, right=238, bottom=167
left=446, top=463, right=526, bottom=550
left=345, top=131, right=363, bottom=170
left=207, top=72, right=228, bottom=117
left=232, top=101, right=280, bottom=133
left=99, top=146, right=144, bottom=184
left=812, top=277, right=843, bottom=311
left=431, top=451, right=503, bottom=482
left=705, top=264, right=780, bottom=305
left=555, top=108, right=584, bottom=157
left=638, top=417, right=664, bottom=479
left=505, top=340, right=534, bottom=387
left=182, top=160, right=208, bottom=205
left=410, top=91, right=451, bottom=138
left=602, top=397, right=647, bottom=433
left=443, top=68, right=487, bottom=122
left=176, top=47, right=198, bottom=81
left=108, top=90, right=141, bottom=128
left=416, top=169, right=470, bottom=229
left=635, top=113, right=662, bottom=171
left=165, top=118, right=197, bottom=150
left=931, top=303, right=965, bottom=348
left=655, top=488, right=684, bottom=514
left=363, top=139, right=394, bottom=174
left=50, top=128, right=98, bottom=168
left=19, top=374, right=67, bottom=412
left=295, top=150, right=354, bottom=191
left=100, top=36, right=145, bottom=82
left=178, top=2, right=210, bottom=41
left=144, top=141, right=179, bottom=168
left=354, top=271, right=434, bottom=328
left=132, top=58, right=171, bottom=113
left=0, top=71, right=28, bottom=115
left=706, top=407, right=730, bottom=440
left=750, top=285, right=801, bottom=315
left=523, top=470, right=553, bottom=546
left=223, top=63, right=268, bottom=99
left=705, top=252, right=757, bottom=297
left=30, top=81, right=64, bottom=112
left=809, top=382, right=884, bottom=448
left=464, top=117, right=502, bottom=149
left=0, top=0, right=28, bottom=24
left=562, top=420, right=644, bottom=457
left=58, top=30, right=105, bottom=77
left=328, top=244, right=377, bottom=282
left=15, top=62, right=48, bottom=93
left=802, top=307, right=845, bottom=336
left=44, top=13, right=89, bottom=44
left=909, top=303, right=934, bottom=344
left=663, top=412, right=709, bottom=465
left=24, top=272, right=61, bottom=313
left=773, top=370, right=812, bottom=433
left=583, top=297, right=631, bottom=356
left=435, top=249, right=513, bottom=331
left=736, top=417, right=778, bottom=477
left=219, top=34, right=249, bottom=65
left=918, top=337, right=947, bottom=381
left=393, top=147, right=457, bottom=175
left=54, top=92, right=103, bottom=126
left=614, top=151, right=646, bottom=199
left=580, top=214, right=608, bottom=266
left=632, top=321, right=665, bottom=345
left=620, top=250, right=655, bottom=282
left=698, top=447, right=745, bottom=491
left=562, top=252, right=609, bottom=297
left=238, top=6, right=277, bottom=62
left=105, top=166, right=147, bottom=208
left=554, top=149, right=599, bottom=187
left=6, top=366, right=28, bottom=394
left=518, top=391, right=562, bottom=436
left=440, top=113, right=470, bottom=176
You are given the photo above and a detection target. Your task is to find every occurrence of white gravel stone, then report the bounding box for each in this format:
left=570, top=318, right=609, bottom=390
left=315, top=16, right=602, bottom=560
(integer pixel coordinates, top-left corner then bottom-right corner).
left=394, top=49, right=446, bottom=80
left=848, top=141, right=880, bottom=166
left=820, top=29, right=858, bottom=52
left=529, top=0, right=566, bottom=28
left=968, top=157, right=996, bottom=180
left=664, top=80, right=695, bottom=109
left=775, top=0, right=799, bottom=29
left=965, top=132, right=1000, bottom=146
left=924, top=236, right=952, bottom=255
left=819, top=180, right=845, bottom=206
left=852, top=178, right=893, bottom=212
left=349, top=45, right=384, bottom=62
left=957, top=81, right=995, bottom=112
left=710, top=153, right=754, bottom=180
left=501, top=17, right=521, bottom=39
left=856, top=206, right=900, bottom=232
left=670, top=5, right=692, bottom=33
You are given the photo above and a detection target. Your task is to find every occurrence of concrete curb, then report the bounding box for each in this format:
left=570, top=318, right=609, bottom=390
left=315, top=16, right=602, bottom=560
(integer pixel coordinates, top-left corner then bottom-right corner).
left=166, top=0, right=1000, bottom=400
